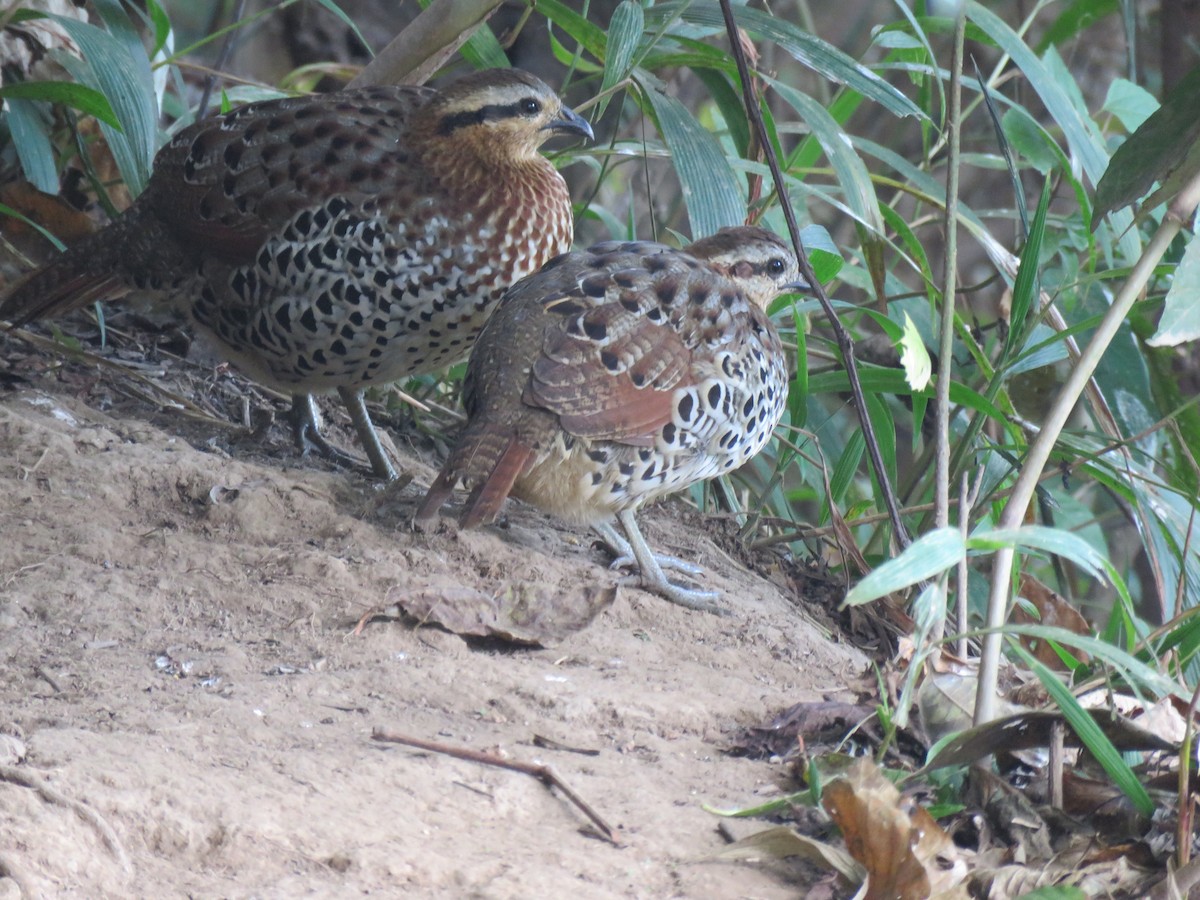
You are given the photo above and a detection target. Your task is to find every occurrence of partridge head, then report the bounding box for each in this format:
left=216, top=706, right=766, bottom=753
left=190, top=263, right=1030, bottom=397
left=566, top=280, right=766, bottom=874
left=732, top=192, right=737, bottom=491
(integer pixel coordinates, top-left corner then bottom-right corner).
left=416, top=226, right=807, bottom=614
left=0, top=68, right=593, bottom=481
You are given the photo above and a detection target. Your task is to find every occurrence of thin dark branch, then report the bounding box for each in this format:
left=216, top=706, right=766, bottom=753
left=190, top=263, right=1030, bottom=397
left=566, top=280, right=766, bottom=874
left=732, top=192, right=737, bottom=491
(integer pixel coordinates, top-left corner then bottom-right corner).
left=372, top=728, right=623, bottom=846
left=715, top=0, right=911, bottom=549
left=195, top=0, right=248, bottom=121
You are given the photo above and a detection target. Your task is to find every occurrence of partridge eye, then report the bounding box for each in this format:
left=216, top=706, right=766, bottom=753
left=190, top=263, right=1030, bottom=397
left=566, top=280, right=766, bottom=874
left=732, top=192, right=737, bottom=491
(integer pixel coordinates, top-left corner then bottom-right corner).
left=521, top=98, right=542, bottom=115
left=767, top=257, right=786, bottom=274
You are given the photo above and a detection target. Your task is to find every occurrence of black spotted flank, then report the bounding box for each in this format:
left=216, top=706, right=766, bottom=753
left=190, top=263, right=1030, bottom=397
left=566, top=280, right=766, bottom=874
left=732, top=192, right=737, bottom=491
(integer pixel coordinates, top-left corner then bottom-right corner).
left=582, top=318, right=607, bottom=341
left=600, top=350, right=620, bottom=372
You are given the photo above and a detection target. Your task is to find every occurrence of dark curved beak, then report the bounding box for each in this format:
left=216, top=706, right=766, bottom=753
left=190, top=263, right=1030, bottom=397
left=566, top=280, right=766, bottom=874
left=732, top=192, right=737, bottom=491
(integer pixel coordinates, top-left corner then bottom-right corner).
left=784, top=278, right=812, bottom=294
left=544, top=104, right=594, bottom=142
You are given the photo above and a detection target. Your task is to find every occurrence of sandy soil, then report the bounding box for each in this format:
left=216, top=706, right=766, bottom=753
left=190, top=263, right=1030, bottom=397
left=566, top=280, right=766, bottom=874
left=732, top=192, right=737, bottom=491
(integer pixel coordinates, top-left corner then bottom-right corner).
left=0, top=346, right=867, bottom=898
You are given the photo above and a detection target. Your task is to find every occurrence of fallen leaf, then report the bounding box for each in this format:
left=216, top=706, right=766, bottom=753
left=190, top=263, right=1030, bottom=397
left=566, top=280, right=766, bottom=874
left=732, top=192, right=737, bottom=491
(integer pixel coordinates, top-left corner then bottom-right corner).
left=822, top=758, right=968, bottom=899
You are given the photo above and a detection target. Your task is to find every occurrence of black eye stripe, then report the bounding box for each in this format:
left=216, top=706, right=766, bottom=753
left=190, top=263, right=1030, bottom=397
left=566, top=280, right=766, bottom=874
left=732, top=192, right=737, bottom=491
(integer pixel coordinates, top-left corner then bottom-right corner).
left=437, top=99, right=542, bottom=135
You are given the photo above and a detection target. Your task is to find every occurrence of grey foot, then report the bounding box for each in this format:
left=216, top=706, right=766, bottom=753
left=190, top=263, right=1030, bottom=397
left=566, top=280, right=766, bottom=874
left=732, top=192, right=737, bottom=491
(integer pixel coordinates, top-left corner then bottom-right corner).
left=593, top=514, right=728, bottom=616
left=337, top=387, right=398, bottom=482
left=289, top=392, right=398, bottom=482
left=290, top=394, right=366, bottom=470
left=592, top=520, right=704, bottom=576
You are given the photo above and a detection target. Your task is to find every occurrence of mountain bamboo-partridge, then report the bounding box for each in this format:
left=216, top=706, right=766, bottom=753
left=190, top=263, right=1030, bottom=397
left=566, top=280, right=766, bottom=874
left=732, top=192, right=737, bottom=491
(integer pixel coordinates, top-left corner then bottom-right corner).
left=0, top=68, right=592, bottom=481
left=415, top=226, right=806, bottom=613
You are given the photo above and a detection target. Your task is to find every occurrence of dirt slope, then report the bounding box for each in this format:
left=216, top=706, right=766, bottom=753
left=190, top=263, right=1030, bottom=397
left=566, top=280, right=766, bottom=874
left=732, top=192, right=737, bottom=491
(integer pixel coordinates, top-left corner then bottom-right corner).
left=0, top=376, right=865, bottom=898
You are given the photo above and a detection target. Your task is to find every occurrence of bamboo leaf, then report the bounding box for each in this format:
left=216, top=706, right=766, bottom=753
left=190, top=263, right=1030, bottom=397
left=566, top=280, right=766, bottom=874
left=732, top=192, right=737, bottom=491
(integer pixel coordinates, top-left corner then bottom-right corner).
left=656, top=1, right=924, bottom=120
left=1014, top=645, right=1154, bottom=816
left=1148, top=235, right=1200, bottom=346
left=969, top=525, right=1109, bottom=583
left=765, top=75, right=882, bottom=234
left=602, top=1, right=643, bottom=95
left=0, top=81, right=120, bottom=128
left=638, top=74, right=746, bottom=236
left=4, top=97, right=59, bottom=193
left=50, top=13, right=159, bottom=196
left=844, top=528, right=966, bottom=606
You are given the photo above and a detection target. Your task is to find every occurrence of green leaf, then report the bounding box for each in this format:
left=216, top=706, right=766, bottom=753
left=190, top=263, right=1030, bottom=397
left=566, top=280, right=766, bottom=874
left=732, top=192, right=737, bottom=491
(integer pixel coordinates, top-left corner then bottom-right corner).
left=1035, top=0, right=1119, bottom=53
left=764, top=75, right=882, bottom=235
left=967, top=2, right=1137, bottom=256
left=1002, top=179, right=1051, bottom=361
left=0, top=81, right=120, bottom=129
left=638, top=73, right=746, bottom=236
left=1013, top=887, right=1087, bottom=900
left=1003, top=623, right=1181, bottom=699
left=792, top=223, right=842, bottom=284
left=1001, top=107, right=1060, bottom=175
left=50, top=13, right=159, bottom=196
left=692, top=67, right=749, bottom=157
left=827, top=428, right=865, bottom=523
left=535, top=0, right=611, bottom=59
left=969, top=525, right=1109, bottom=583
left=808, top=366, right=1012, bottom=423
left=144, top=0, right=173, bottom=56
left=602, top=1, right=643, bottom=96
left=1013, top=645, right=1154, bottom=817
left=1102, top=78, right=1158, bottom=133
left=0, top=203, right=67, bottom=250
left=844, top=528, right=966, bottom=606
left=657, top=1, right=925, bottom=121
left=1148, top=235, right=1200, bottom=347
left=1094, top=64, right=1200, bottom=224
left=4, top=96, right=58, bottom=193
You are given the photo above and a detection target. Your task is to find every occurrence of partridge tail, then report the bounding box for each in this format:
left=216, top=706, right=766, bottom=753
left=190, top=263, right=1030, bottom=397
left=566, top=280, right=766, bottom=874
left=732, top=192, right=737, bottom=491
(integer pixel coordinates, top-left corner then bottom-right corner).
left=460, top=437, right=534, bottom=529
left=0, top=213, right=146, bottom=326
left=414, top=427, right=534, bottom=528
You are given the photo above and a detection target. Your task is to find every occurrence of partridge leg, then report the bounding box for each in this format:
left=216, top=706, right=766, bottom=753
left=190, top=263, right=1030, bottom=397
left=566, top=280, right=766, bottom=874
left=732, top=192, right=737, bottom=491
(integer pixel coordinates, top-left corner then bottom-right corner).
left=338, top=387, right=399, bottom=483
left=593, top=519, right=705, bottom=576
left=290, top=394, right=363, bottom=469
left=289, top=393, right=398, bottom=482
left=600, top=510, right=726, bottom=615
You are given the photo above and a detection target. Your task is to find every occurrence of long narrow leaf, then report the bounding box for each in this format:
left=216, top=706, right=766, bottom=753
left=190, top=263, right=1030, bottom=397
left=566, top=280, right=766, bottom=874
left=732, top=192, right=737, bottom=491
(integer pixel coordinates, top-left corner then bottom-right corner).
left=765, top=75, right=883, bottom=235
left=1002, top=178, right=1051, bottom=361
left=51, top=14, right=159, bottom=196
left=844, top=527, right=966, bottom=606
left=4, top=97, right=58, bottom=193
left=1012, top=644, right=1154, bottom=816
left=638, top=73, right=746, bottom=236
left=0, top=81, right=120, bottom=128
left=656, top=1, right=925, bottom=120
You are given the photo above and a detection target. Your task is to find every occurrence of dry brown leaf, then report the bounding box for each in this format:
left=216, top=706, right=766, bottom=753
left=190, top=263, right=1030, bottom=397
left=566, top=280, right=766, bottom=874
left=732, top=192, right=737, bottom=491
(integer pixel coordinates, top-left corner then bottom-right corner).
left=822, top=758, right=968, bottom=900
left=1012, top=573, right=1091, bottom=669
left=971, top=855, right=1147, bottom=899
left=713, top=824, right=864, bottom=883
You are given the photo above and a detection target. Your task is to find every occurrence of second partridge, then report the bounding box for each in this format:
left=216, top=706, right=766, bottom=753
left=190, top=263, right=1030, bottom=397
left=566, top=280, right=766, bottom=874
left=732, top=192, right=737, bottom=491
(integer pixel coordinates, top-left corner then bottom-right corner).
left=0, top=68, right=592, bottom=481
left=416, top=226, right=806, bottom=613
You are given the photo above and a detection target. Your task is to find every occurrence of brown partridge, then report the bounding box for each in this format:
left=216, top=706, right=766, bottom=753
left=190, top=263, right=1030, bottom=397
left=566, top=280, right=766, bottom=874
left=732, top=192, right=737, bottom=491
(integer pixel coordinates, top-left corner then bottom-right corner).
left=415, top=226, right=806, bottom=613
left=0, top=68, right=592, bottom=481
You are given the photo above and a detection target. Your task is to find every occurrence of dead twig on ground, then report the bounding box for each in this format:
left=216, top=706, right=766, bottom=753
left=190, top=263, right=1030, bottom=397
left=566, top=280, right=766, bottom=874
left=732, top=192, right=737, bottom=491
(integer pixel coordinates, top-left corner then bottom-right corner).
left=371, top=728, right=622, bottom=846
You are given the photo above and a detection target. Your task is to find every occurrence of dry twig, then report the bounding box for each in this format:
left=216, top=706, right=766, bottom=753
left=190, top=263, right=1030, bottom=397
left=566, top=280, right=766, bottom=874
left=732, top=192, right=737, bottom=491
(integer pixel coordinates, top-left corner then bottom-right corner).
left=372, top=728, right=622, bottom=846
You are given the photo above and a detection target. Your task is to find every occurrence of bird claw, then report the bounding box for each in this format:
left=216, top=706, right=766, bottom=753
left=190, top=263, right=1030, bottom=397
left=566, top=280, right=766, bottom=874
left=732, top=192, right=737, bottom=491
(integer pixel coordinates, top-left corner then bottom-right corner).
left=607, top=553, right=704, bottom=577
left=616, top=572, right=728, bottom=615
left=290, top=393, right=398, bottom=482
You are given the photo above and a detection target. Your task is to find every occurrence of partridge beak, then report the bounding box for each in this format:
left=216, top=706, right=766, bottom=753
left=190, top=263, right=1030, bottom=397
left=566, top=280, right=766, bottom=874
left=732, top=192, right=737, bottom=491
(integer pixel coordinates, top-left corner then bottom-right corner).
left=784, top=277, right=812, bottom=294
left=544, top=105, right=594, bottom=142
